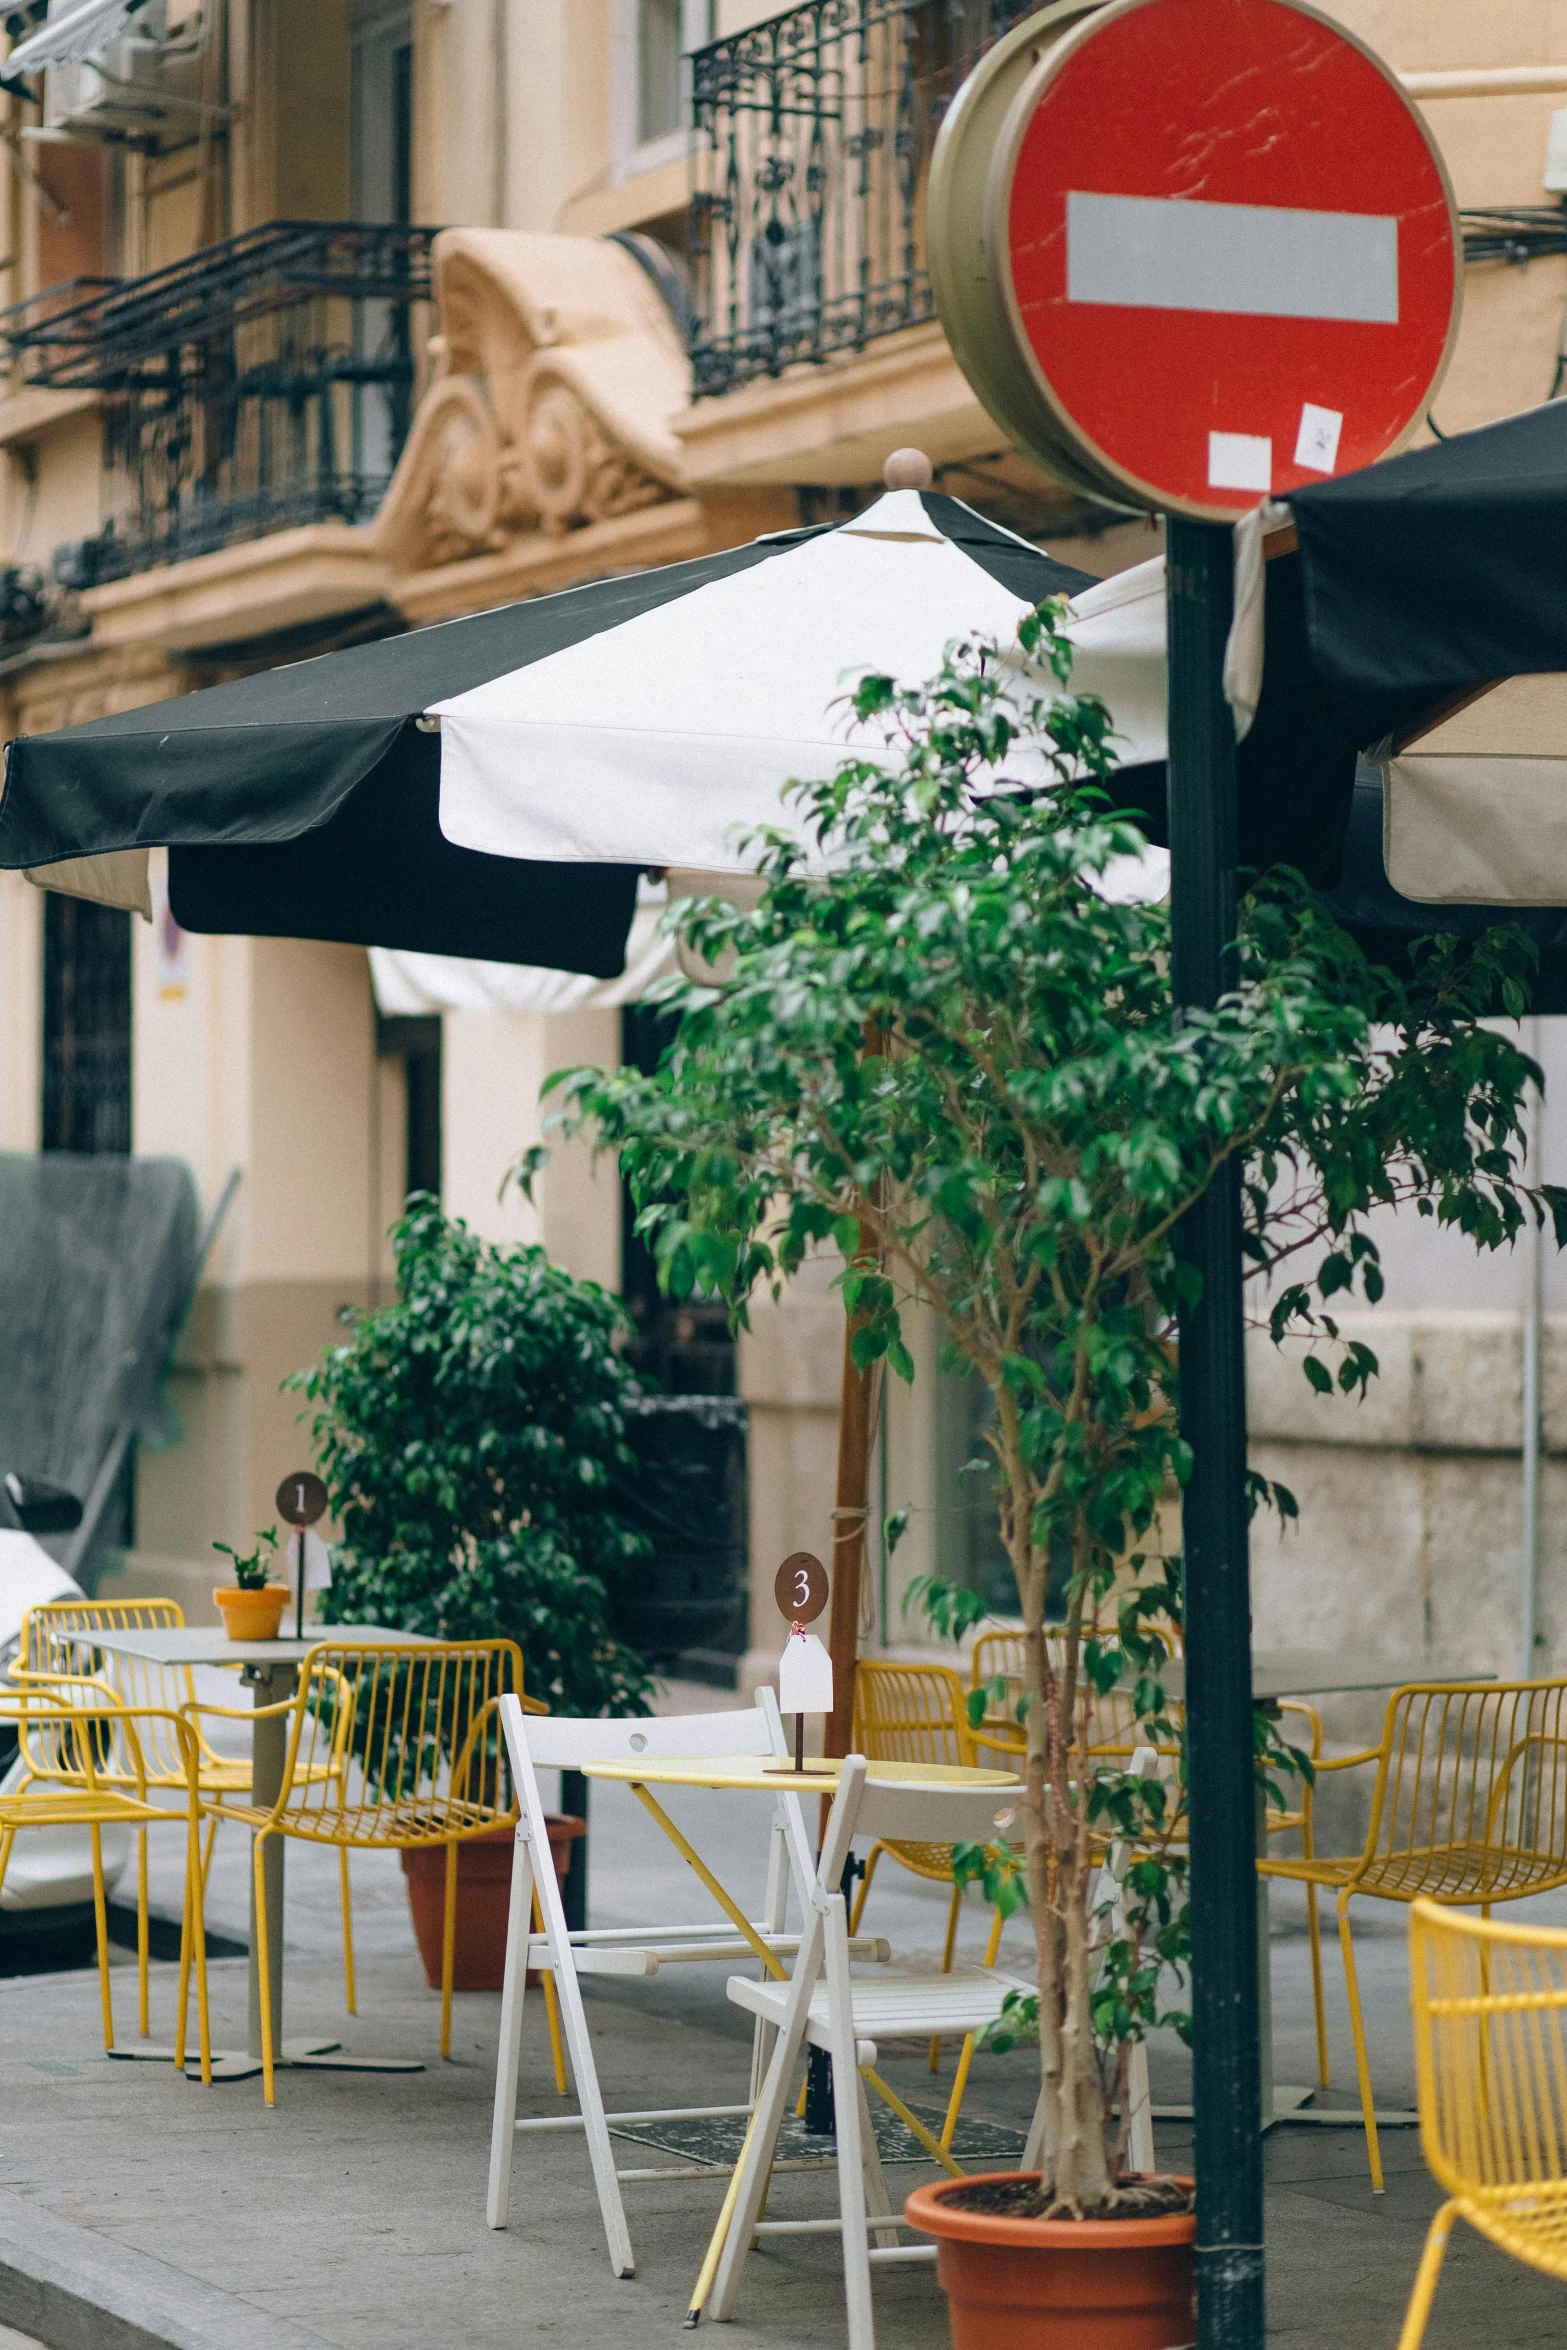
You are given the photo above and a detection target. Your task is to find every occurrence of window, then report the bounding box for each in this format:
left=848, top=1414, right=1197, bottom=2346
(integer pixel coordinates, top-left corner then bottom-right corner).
left=612, top=0, right=713, bottom=184
left=619, top=1004, right=735, bottom=1395
left=41, top=894, right=132, bottom=1155
left=637, top=0, right=682, bottom=145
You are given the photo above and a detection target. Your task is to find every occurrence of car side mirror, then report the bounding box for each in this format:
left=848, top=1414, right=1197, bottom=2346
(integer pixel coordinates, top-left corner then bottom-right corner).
left=0, top=1472, right=84, bottom=1536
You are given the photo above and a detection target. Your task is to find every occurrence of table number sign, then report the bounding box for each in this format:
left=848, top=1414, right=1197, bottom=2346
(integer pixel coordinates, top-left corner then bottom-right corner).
left=769, top=1552, right=835, bottom=1775
left=276, top=1471, right=329, bottom=1639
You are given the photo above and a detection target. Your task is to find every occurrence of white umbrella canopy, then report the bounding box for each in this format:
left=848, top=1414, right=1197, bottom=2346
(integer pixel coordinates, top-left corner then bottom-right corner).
left=433, top=467, right=1109, bottom=876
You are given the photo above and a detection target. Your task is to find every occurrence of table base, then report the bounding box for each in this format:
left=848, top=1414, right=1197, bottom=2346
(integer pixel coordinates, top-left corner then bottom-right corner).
left=1151, top=2084, right=1418, bottom=2131
left=106, top=2036, right=425, bottom=2082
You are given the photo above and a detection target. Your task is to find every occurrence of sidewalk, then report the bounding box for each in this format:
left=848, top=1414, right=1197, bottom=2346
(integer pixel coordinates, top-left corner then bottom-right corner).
left=0, top=1700, right=1564, bottom=2345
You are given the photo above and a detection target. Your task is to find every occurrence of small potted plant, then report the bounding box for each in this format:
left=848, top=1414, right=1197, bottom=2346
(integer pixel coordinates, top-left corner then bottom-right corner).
left=212, top=1527, right=290, bottom=1642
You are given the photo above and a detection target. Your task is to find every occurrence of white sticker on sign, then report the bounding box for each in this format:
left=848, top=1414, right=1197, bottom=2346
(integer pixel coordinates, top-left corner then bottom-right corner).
left=1208, top=433, right=1272, bottom=493
left=1294, top=402, right=1344, bottom=474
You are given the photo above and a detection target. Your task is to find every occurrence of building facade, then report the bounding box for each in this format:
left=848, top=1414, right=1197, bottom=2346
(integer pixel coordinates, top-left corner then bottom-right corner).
left=0, top=0, right=1566, bottom=1699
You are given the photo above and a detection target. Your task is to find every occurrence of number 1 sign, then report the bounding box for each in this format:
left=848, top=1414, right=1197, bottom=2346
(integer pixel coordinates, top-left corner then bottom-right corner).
left=276, top=1471, right=329, bottom=1639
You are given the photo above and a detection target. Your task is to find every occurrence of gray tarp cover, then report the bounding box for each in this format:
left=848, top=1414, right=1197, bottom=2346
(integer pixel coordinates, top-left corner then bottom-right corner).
left=0, top=1153, right=199, bottom=1542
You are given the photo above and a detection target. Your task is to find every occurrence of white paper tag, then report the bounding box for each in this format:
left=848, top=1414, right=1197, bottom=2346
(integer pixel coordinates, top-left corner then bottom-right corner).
left=1208, top=432, right=1273, bottom=493
left=1294, top=402, right=1344, bottom=474
left=778, top=1629, right=834, bottom=1717
left=299, top=1528, right=332, bottom=1592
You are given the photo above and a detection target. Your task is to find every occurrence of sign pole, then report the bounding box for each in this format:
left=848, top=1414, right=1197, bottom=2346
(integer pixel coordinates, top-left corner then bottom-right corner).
left=1166, top=517, right=1265, bottom=2348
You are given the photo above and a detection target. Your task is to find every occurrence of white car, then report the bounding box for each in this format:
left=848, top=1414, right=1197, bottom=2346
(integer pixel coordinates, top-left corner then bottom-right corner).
left=0, top=1527, right=130, bottom=1926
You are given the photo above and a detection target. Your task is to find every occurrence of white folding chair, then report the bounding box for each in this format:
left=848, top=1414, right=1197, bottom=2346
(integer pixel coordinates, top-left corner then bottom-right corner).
left=704, top=1757, right=1040, bottom=2349
left=486, top=1692, right=890, bottom=2277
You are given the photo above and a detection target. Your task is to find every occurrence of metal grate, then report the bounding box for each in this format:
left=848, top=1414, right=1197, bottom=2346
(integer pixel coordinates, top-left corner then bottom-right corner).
left=41, top=893, right=132, bottom=1155
left=0, top=220, right=438, bottom=581
left=688, top=0, right=1030, bottom=397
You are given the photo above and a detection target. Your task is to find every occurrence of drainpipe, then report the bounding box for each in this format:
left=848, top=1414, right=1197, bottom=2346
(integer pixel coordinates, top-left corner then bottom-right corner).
left=1520, top=1017, right=1544, bottom=1680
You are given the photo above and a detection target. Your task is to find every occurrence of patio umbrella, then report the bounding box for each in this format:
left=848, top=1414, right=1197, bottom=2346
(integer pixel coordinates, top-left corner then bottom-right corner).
left=0, top=543, right=917, bottom=977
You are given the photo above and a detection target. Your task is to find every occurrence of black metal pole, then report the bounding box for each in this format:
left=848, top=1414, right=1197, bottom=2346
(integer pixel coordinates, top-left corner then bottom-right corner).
left=1165, top=516, right=1265, bottom=2348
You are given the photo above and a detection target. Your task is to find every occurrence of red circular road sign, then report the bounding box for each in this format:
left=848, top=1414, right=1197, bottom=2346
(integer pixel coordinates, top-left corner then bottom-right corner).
left=968, top=0, right=1459, bottom=520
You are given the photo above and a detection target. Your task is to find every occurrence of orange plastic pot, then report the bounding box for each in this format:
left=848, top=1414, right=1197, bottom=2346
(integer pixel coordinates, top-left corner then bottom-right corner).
left=402, top=1816, right=585, bottom=1992
left=904, top=2172, right=1196, bottom=2350
left=213, top=1584, right=291, bottom=1642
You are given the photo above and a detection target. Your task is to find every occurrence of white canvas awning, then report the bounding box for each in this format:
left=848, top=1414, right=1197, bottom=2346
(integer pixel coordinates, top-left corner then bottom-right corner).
left=1381, top=674, right=1567, bottom=905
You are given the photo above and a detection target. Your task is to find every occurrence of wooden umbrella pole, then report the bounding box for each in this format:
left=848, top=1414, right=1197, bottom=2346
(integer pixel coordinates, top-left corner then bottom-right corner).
left=825, top=1313, right=875, bottom=1762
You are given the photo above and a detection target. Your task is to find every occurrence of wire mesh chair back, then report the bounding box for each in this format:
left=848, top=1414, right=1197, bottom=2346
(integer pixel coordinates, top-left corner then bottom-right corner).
left=1410, top=1897, right=1567, bottom=2256
left=15, top=1598, right=194, bottom=1787
left=970, top=1624, right=1180, bottom=1760
left=272, top=1639, right=523, bottom=1846
left=852, top=1659, right=974, bottom=1881
left=1360, top=1681, right=1567, bottom=1904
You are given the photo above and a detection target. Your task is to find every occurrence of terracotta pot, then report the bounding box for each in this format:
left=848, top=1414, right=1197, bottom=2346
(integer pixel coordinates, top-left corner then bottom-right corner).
left=904, top=2172, right=1197, bottom=2350
left=213, top=1583, right=292, bottom=1642
left=402, top=1816, right=585, bottom=1992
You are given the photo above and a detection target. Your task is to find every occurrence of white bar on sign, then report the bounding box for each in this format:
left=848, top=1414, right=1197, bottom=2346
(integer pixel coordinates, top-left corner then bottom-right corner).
left=1067, top=192, right=1399, bottom=324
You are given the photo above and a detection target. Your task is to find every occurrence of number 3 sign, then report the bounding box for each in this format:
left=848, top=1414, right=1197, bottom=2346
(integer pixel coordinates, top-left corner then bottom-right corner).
left=774, top=1552, right=828, bottom=1625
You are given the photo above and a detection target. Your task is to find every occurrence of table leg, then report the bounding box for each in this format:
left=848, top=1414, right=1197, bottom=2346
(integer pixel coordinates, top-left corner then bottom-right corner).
left=248, top=1662, right=294, bottom=2063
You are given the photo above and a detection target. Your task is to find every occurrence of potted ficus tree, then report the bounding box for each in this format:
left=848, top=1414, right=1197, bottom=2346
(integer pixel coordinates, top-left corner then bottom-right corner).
left=213, top=1526, right=289, bottom=1642
left=289, top=1198, right=653, bottom=1986
left=541, top=601, right=1555, bottom=2342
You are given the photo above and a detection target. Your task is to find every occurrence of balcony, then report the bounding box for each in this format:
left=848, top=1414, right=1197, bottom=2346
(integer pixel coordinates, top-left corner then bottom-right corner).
left=687, top=0, right=1032, bottom=400
left=0, top=221, right=438, bottom=587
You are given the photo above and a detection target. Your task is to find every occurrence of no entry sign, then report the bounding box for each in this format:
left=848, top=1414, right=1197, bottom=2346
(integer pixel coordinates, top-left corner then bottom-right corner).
left=931, top=0, right=1460, bottom=519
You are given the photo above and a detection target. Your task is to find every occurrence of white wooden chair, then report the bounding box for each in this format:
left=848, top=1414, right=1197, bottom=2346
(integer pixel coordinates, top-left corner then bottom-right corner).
left=703, top=1757, right=1041, bottom=2349
left=486, top=1691, right=890, bottom=2277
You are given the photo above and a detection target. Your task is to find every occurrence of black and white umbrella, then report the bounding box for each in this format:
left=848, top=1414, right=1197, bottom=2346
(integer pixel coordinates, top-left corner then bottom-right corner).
left=0, top=489, right=1088, bottom=975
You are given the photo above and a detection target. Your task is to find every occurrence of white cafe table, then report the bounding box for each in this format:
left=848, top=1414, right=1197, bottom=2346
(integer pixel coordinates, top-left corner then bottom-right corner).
left=1155, top=1647, right=1496, bottom=2133
left=87, top=1623, right=439, bottom=2084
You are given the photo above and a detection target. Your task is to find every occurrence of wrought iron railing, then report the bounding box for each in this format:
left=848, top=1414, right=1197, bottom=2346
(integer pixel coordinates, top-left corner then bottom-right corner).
left=0, top=220, right=438, bottom=584
left=688, top=0, right=1030, bottom=397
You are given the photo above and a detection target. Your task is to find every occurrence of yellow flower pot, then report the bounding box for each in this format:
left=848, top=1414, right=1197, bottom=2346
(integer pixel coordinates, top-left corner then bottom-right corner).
left=213, top=1584, right=292, bottom=1642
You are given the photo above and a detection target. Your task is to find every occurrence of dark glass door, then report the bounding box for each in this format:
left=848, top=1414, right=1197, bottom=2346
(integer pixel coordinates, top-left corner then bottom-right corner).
left=41, top=894, right=132, bottom=1155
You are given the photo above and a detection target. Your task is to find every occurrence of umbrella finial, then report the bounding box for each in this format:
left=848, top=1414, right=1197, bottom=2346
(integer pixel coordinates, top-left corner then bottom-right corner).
left=883, top=447, right=933, bottom=491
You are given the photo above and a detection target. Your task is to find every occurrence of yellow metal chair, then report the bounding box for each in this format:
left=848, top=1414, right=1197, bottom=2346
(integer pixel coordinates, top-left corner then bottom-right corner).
left=1399, top=1899, right=1567, bottom=2350
left=187, top=1636, right=524, bottom=2104
left=17, top=1597, right=360, bottom=2024
left=848, top=1658, right=982, bottom=2073
left=1261, top=1677, right=1567, bottom=2192
left=0, top=1684, right=212, bottom=2078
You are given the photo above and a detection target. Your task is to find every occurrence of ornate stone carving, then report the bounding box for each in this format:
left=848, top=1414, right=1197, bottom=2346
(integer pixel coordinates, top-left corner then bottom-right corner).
left=373, top=229, right=689, bottom=577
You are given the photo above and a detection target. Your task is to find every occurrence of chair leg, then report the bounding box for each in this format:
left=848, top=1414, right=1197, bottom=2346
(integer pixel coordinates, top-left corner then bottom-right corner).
left=1306, top=1883, right=1329, bottom=2088
left=200, top=1814, right=218, bottom=1895
left=855, top=2066, right=898, bottom=2250
left=440, top=1841, right=458, bottom=2061
left=929, top=1878, right=963, bottom=2072
left=1396, top=2201, right=1457, bottom=2350
left=178, top=1810, right=211, bottom=2086
left=1126, top=2038, right=1155, bottom=2176
left=827, top=1929, right=875, bottom=2350
left=88, top=1823, right=114, bottom=2055
left=487, top=1831, right=534, bottom=2231
left=1337, top=1892, right=1383, bottom=2193
left=710, top=1990, right=820, bottom=2321
left=338, top=1846, right=357, bottom=2016
left=532, top=1886, right=568, bottom=2097
left=941, top=1899, right=1008, bottom=2148
left=253, top=1834, right=277, bottom=2107
left=136, top=1826, right=150, bottom=2038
